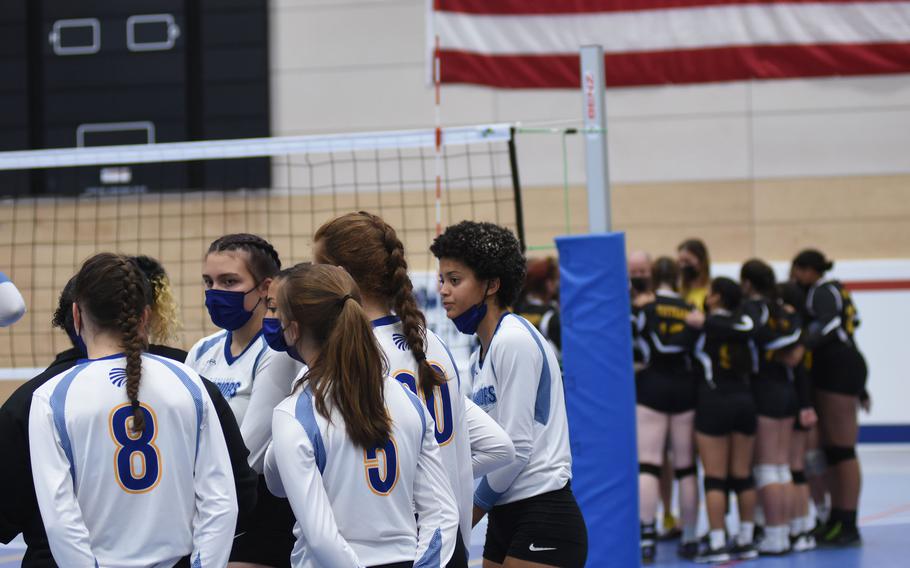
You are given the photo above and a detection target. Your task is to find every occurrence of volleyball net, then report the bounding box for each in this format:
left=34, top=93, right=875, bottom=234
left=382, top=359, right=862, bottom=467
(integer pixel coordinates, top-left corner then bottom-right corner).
left=0, top=124, right=521, bottom=370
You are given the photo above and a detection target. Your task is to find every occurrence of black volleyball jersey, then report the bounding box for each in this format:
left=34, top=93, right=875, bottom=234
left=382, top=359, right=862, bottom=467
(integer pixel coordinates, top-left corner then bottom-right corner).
left=694, top=309, right=755, bottom=388
left=743, top=298, right=803, bottom=382
left=634, top=290, right=696, bottom=372
left=805, top=280, right=860, bottom=349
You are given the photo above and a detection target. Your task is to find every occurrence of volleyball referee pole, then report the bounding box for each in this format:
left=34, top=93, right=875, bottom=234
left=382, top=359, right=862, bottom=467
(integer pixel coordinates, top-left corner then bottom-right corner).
left=557, top=46, right=640, bottom=566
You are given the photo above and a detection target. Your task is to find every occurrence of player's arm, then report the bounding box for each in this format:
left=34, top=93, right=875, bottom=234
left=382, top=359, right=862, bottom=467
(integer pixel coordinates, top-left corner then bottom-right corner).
left=704, top=313, right=755, bottom=340
left=804, top=285, right=841, bottom=349
left=0, top=406, right=29, bottom=543
left=270, top=408, right=364, bottom=567
left=473, top=329, right=540, bottom=512
left=463, top=397, right=515, bottom=478
left=190, top=390, right=239, bottom=568
left=27, top=393, right=96, bottom=565
left=201, top=377, right=258, bottom=522
left=411, top=399, right=459, bottom=567
left=241, top=349, right=300, bottom=472
left=0, top=272, right=26, bottom=327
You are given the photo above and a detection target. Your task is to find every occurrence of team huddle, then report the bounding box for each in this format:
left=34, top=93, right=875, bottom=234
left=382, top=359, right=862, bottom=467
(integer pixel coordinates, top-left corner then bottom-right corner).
left=0, top=214, right=588, bottom=568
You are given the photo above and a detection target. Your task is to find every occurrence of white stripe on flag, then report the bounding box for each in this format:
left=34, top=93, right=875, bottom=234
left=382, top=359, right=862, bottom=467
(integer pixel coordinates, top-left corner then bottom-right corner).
left=437, top=2, right=910, bottom=55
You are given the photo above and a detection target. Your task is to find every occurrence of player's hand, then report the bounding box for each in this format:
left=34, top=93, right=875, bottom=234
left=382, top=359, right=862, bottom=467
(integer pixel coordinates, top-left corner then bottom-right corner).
left=799, top=408, right=818, bottom=428
left=472, top=505, right=487, bottom=527
left=632, top=292, right=655, bottom=308
left=685, top=310, right=705, bottom=329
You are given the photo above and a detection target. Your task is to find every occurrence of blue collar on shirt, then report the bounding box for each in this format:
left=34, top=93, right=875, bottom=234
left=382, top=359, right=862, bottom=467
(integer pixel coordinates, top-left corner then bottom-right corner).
left=224, top=330, right=264, bottom=365
left=371, top=315, right=401, bottom=328
left=76, top=352, right=125, bottom=364
left=478, top=311, right=511, bottom=369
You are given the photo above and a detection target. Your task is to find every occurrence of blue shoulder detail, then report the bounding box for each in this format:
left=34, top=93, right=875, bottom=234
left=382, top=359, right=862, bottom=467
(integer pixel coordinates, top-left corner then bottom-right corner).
left=437, top=334, right=462, bottom=390
left=474, top=476, right=504, bottom=511
left=49, top=363, right=91, bottom=485
left=195, top=332, right=227, bottom=362
left=250, top=340, right=269, bottom=383
left=399, top=381, right=427, bottom=434
left=414, top=528, right=443, bottom=568
left=146, top=354, right=204, bottom=456
left=295, top=388, right=327, bottom=475
left=0, top=272, right=10, bottom=284
left=511, top=315, right=552, bottom=425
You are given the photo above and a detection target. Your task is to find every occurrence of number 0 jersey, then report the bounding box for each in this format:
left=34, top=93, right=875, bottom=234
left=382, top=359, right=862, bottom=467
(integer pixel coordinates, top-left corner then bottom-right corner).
left=186, top=330, right=303, bottom=472
left=470, top=313, right=572, bottom=509
left=372, top=316, right=514, bottom=546
left=29, top=353, right=237, bottom=568
left=265, top=377, right=459, bottom=568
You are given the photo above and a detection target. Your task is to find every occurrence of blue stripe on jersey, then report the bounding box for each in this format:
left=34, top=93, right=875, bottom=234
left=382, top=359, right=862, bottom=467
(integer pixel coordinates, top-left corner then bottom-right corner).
left=295, top=388, right=327, bottom=475
left=0, top=272, right=10, bottom=284
left=437, top=333, right=462, bottom=390
left=399, top=382, right=427, bottom=434
left=511, top=315, right=552, bottom=425
left=147, top=354, right=204, bottom=456
left=191, top=552, right=202, bottom=568
left=474, top=476, right=504, bottom=511
left=414, top=528, right=442, bottom=568
left=223, top=330, right=264, bottom=365
left=371, top=315, right=401, bottom=328
left=249, top=342, right=269, bottom=383
left=49, top=362, right=90, bottom=485
left=195, top=332, right=227, bottom=362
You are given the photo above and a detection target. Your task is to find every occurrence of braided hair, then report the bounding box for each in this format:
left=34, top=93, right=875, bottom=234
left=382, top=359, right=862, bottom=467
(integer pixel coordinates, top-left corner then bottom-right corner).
left=207, top=233, right=282, bottom=282
left=73, top=253, right=152, bottom=432
left=315, top=212, right=443, bottom=393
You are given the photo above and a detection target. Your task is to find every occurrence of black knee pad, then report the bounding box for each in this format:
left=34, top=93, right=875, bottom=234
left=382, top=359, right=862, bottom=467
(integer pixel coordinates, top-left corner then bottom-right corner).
left=824, top=445, right=856, bottom=466
left=791, top=469, right=807, bottom=485
left=674, top=465, right=697, bottom=479
left=639, top=462, right=662, bottom=478
left=728, top=475, right=755, bottom=493
left=704, top=476, right=727, bottom=494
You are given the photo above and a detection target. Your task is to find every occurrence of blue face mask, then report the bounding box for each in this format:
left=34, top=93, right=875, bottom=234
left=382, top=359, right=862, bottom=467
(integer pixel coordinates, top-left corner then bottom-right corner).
left=452, top=302, right=488, bottom=335
left=262, top=317, right=306, bottom=365
left=205, top=286, right=262, bottom=331
left=67, top=328, right=87, bottom=356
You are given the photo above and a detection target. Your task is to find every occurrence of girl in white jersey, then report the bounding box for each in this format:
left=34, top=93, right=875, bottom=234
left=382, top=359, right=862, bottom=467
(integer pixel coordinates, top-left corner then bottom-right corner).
left=262, top=263, right=459, bottom=568
left=431, top=221, right=587, bottom=568
left=313, top=212, right=516, bottom=566
left=185, top=233, right=302, bottom=568
left=29, top=253, right=237, bottom=567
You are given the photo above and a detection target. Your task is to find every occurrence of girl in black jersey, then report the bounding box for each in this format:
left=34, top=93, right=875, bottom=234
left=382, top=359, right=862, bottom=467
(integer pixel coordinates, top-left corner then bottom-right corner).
left=791, top=249, right=867, bottom=547
left=633, top=258, right=700, bottom=562
left=687, top=277, right=758, bottom=563
left=740, top=260, right=803, bottom=555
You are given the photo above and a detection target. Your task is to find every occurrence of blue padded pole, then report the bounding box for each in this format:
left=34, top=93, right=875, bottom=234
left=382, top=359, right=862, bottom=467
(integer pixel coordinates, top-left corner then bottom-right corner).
left=556, top=232, right=639, bottom=567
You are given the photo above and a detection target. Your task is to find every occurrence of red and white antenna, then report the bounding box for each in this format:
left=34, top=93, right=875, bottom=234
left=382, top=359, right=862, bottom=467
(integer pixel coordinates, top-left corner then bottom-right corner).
left=433, top=1, right=443, bottom=237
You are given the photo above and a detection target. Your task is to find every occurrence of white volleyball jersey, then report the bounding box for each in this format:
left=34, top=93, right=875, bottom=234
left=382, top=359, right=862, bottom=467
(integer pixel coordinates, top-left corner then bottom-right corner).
left=265, top=377, right=459, bottom=568
left=470, top=313, right=573, bottom=509
left=372, top=316, right=514, bottom=546
left=186, top=330, right=302, bottom=472
left=29, top=353, right=237, bottom=568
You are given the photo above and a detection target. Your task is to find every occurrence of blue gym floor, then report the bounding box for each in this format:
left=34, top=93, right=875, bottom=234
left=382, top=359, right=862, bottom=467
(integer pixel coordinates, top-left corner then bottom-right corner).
left=2, top=446, right=907, bottom=567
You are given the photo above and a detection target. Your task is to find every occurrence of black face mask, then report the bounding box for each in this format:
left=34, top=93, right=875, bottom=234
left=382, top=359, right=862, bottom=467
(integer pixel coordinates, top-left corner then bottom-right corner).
left=680, top=265, right=699, bottom=283
left=630, top=277, right=650, bottom=293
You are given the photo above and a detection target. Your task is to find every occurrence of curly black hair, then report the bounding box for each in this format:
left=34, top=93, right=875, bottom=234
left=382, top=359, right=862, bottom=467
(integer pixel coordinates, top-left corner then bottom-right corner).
left=430, top=221, right=527, bottom=307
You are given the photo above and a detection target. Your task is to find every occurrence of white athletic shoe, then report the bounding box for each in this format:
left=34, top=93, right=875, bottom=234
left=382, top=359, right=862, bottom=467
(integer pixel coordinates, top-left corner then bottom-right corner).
left=791, top=533, right=817, bottom=552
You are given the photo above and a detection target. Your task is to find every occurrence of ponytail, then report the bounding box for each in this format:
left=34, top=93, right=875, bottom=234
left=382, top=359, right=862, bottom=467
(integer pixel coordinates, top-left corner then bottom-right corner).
left=74, top=253, right=151, bottom=432
left=279, top=264, right=391, bottom=448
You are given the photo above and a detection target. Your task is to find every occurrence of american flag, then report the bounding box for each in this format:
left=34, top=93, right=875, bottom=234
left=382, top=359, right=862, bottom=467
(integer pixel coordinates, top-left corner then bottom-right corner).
left=431, top=1, right=910, bottom=88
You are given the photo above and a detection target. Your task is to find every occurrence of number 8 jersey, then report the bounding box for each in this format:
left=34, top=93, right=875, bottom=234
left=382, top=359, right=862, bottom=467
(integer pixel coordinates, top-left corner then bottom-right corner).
left=29, top=353, right=237, bottom=568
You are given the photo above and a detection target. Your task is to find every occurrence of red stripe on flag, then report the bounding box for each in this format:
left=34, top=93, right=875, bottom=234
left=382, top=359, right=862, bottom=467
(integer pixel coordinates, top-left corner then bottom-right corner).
left=438, top=0, right=902, bottom=16
left=844, top=280, right=910, bottom=291
left=440, top=43, right=910, bottom=88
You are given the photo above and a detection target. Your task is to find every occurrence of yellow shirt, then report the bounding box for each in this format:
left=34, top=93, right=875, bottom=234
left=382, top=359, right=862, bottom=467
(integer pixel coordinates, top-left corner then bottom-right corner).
left=683, top=286, right=708, bottom=312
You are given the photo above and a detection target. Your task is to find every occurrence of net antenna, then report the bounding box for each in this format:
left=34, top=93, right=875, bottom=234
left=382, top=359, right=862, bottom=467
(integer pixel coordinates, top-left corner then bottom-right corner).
left=0, top=124, right=520, bottom=373
left=580, top=45, right=612, bottom=233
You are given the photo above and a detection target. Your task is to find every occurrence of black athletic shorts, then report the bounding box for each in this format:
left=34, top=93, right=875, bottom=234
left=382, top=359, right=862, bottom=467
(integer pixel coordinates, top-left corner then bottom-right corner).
left=635, top=367, right=698, bottom=415
left=483, top=482, right=587, bottom=567
left=695, top=384, right=757, bottom=437
left=229, top=475, right=296, bottom=567
left=811, top=343, right=867, bottom=396
left=752, top=376, right=798, bottom=419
